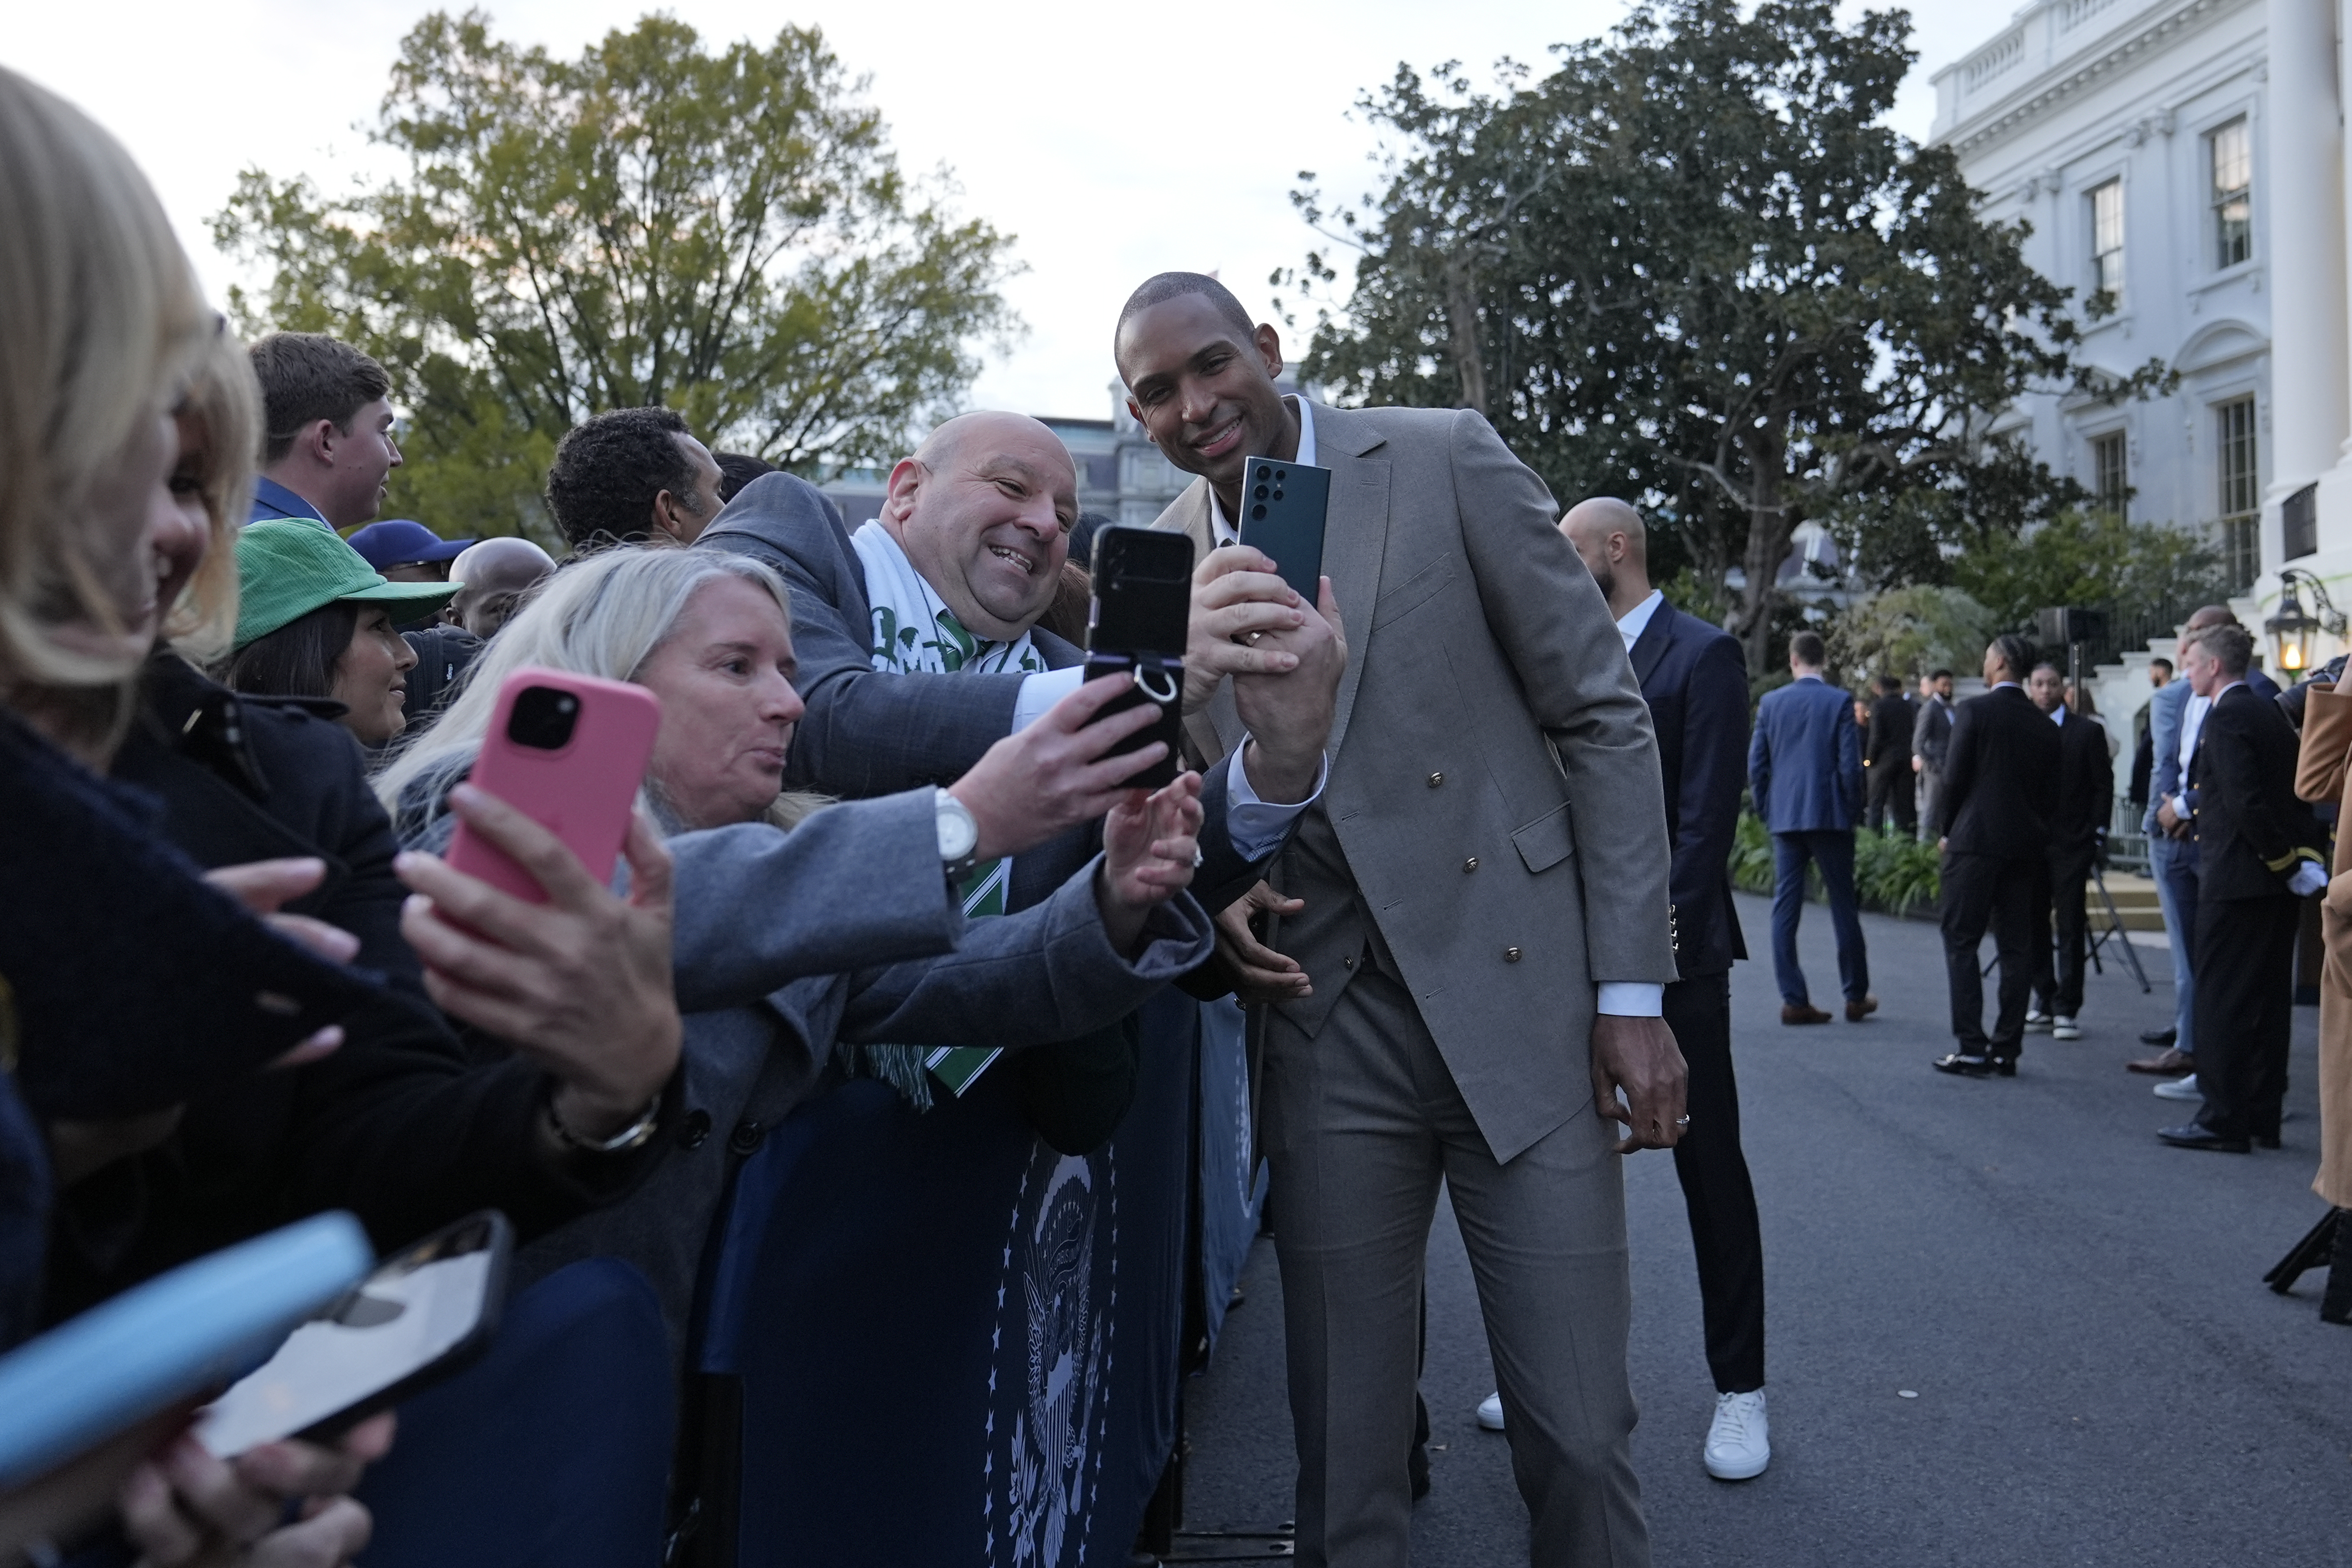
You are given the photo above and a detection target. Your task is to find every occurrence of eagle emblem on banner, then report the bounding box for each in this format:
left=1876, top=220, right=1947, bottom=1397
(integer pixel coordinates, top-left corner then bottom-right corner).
left=989, top=1144, right=1117, bottom=1567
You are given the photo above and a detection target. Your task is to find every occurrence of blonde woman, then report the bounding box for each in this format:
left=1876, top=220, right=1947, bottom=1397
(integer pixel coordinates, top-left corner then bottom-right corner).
left=0, top=65, right=389, bottom=1568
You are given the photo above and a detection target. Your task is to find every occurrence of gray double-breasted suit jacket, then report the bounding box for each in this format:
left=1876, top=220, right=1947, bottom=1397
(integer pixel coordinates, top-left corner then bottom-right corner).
left=1154, top=402, right=1676, bottom=1162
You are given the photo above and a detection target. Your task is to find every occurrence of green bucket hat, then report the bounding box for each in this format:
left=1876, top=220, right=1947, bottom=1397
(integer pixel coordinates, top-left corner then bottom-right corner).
left=232, top=520, right=463, bottom=650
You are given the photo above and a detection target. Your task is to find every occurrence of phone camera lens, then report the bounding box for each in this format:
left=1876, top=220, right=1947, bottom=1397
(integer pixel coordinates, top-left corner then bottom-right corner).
left=508, top=685, right=582, bottom=751
left=1253, top=485, right=1269, bottom=500
left=1255, top=465, right=1269, bottom=480
left=1274, top=469, right=1287, bottom=481
left=1273, top=489, right=1285, bottom=500
left=1250, top=504, right=1268, bottom=520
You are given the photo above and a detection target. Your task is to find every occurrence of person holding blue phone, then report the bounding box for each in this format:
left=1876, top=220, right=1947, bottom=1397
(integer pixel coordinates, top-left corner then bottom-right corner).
left=0, top=63, right=396, bottom=1568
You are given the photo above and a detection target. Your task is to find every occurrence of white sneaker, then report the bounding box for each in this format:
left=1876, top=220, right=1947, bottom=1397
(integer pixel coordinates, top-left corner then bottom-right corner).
left=2154, top=1073, right=2201, bottom=1102
left=1703, top=1389, right=1770, bottom=1481
left=2053, top=1016, right=2081, bottom=1040
left=2023, top=1010, right=2054, bottom=1033
left=1475, top=1391, right=1505, bottom=1431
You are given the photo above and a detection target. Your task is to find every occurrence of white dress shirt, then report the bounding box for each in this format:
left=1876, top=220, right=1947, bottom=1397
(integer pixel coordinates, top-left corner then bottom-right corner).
left=1614, top=588, right=1664, bottom=653
left=1593, top=590, right=1676, bottom=1019
left=1008, top=395, right=1323, bottom=860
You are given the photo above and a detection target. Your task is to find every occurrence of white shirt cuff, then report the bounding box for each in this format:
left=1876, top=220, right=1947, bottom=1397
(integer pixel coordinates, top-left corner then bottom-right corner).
left=1010, top=666, right=1087, bottom=733
left=1596, top=982, right=1664, bottom=1017
left=1226, top=742, right=1325, bottom=862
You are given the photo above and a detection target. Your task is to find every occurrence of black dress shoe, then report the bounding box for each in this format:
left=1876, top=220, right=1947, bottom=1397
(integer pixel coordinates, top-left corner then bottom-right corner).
left=2139, top=1027, right=2178, bottom=1048
left=2157, top=1122, right=2251, bottom=1153
left=1990, top=1055, right=2019, bottom=1078
left=1933, top=1051, right=1995, bottom=1077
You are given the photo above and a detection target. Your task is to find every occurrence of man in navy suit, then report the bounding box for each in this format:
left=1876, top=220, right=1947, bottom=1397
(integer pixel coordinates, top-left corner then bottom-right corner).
left=1749, top=629, right=1873, bottom=1025
left=1557, top=498, right=1773, bottom=1479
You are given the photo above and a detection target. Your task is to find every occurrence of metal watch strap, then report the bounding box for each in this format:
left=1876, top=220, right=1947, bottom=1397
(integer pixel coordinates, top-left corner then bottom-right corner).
left=547, top=1090, right=662, bottom=1155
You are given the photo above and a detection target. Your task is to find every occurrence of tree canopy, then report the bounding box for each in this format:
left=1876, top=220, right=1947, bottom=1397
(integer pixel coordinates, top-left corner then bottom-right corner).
left=1284, top=0, right=2168, bottom=673
left=216, top=10, right=1020, bottom=539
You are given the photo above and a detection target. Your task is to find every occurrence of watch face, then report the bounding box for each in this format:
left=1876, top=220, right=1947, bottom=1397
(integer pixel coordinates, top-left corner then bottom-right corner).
left=938, top=798, right=979, bottom=860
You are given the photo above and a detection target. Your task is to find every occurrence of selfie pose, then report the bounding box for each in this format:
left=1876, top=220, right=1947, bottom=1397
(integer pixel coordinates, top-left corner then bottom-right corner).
left=1117, top=271, right=1682, bottom=1568
left=376, top=545, right=1216, bottom=1336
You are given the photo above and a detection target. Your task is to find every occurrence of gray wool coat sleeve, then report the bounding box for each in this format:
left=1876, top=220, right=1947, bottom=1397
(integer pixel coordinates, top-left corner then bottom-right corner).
left=828, top=863, right=1214, bottom=1047
left=664, top=787, right=962, bottom=1013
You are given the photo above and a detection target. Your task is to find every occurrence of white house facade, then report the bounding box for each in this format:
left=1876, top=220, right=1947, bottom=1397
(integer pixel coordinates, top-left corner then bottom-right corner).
left=1930, top=0, right=2279, bottom=601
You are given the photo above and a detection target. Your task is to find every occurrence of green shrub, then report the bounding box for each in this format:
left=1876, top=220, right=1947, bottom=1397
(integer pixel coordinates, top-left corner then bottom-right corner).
left=1731, top=813, right=1939, bottom=915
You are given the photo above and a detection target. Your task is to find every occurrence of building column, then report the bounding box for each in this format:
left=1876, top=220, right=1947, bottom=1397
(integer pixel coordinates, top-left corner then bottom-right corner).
left=2284, top=0, right=2351, bottom=561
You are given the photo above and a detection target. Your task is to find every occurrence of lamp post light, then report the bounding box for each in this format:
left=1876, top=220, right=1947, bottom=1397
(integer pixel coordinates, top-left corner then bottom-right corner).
left=2266, top=567, right=2348, bottom=676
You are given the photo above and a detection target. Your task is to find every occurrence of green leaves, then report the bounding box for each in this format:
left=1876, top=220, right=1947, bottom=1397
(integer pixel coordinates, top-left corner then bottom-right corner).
left=1293, top=0, right=2166, bottom=676
left=214, top=9, right=1019, bottom=542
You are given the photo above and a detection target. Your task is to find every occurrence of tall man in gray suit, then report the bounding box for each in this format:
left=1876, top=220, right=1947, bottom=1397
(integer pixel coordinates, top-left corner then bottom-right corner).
left=1119, top=273, right=1684, bottom=1568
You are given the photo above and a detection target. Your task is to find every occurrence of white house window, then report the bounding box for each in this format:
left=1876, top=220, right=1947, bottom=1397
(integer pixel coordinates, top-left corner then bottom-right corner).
left=2087, top=179, right=2124, bottom=300
left=2210, top=118, right=2252, bottom=270
left=2216, top=396, right=2259, bottom=591
left=2090, top=431, right=2127, bottom=523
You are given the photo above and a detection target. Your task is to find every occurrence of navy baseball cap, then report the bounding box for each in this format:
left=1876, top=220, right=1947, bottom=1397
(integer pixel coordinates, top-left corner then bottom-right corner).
left=346, top=519, right=473, bottom=570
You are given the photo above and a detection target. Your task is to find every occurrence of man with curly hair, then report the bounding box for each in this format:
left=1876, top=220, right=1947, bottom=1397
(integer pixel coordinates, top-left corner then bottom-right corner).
left=544, top=406, right=725, bottom=549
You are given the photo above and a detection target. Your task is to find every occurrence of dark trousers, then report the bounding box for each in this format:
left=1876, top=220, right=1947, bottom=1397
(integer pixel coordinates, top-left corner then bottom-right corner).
left=1664, top=972, right=1764, bottom=1394
left=2032, top=840, right=2097, bottom=1016
left=1940, top=850, right=2043, bottom=1056
left=2192, top=894, right=2300, bottom=1140
left=1865, top=766, right=1916, bottom=836
left=1769, top=830, right=1868, bottom=1006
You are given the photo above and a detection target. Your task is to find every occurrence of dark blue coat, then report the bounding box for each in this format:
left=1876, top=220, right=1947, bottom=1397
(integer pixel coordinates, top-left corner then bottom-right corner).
left=1628, top=602, right=1750, bottom=978
left=1748, top=674, right=1863, bottom=833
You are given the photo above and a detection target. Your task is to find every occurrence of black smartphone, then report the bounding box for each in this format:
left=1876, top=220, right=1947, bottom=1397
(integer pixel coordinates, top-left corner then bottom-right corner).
left=1236, top=455, right=1331, bottom=604
left=1084, top=525, right=1195, bottom=790
left=193, top=1211, right=513, bottom=1457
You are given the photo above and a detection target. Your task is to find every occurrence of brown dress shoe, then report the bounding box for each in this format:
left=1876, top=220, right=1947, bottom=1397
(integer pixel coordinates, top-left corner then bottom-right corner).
left=1845, top=995, right=1879, bottom=1022
left=1781, top=1003, right=1833, bottom=1025
left=2127, top=1048, right=2196, bottom=1076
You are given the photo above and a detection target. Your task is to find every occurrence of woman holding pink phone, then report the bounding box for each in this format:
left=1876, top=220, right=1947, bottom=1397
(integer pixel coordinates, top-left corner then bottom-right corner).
left=375, top=544, right=1216, bottom=1336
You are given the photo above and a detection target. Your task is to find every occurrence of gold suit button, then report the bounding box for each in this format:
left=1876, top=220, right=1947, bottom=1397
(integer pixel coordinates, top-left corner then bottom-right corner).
left=1428, top=772, right=1444, bottom=787
left=1504, top=946, right=1522, bottom=963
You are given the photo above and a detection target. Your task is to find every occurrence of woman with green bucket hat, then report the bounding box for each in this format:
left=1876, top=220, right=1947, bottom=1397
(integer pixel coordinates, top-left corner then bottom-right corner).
left=217, top=519, right=461, bottom=747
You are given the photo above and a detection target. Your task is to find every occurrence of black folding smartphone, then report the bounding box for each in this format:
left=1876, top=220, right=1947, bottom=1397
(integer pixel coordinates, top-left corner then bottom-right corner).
left=194, top=1210, right=514, bottom=1457
left=1236, top=455, right=1331, bottom=603
left=1084, top=525, right=1195, bottom=790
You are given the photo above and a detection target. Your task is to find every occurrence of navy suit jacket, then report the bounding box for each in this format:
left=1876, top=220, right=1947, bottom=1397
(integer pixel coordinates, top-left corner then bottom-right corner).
left=1628, top=602, right=1749, bottom=978
left=1748, top=675, right=1863, bottom=833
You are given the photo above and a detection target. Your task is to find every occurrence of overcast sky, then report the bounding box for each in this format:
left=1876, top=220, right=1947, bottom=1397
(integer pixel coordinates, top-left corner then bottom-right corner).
left=7, top=0, right=1992, bottom=426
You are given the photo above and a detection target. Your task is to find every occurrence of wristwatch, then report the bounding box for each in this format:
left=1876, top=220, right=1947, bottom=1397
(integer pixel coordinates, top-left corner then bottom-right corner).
left=935, top=787, right=981, bottom=886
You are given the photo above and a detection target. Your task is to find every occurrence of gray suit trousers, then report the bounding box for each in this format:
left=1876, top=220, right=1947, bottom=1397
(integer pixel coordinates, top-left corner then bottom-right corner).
left=1263, top=959, right=1647, bottom=1568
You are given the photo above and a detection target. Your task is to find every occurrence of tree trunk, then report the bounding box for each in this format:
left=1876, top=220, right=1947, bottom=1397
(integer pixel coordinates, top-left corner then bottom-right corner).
left=1443, top=255, right=1488, bottom=416
left=1729, top=438, right=1793, bottom=679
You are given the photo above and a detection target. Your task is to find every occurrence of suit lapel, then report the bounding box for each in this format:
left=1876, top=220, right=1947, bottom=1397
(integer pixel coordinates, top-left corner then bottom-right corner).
left=1628, top=604, right=1674, bottom=688
left=1312, top=403, right=1391, bottom=760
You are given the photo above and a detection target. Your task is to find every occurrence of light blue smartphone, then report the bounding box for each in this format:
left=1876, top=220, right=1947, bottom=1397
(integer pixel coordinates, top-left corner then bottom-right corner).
left=0, top=1212, right=373, bottom=1490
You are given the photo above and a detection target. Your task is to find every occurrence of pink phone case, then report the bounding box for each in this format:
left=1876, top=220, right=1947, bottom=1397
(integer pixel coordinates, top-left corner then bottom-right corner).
left=445, top=667, right=662, bottom=903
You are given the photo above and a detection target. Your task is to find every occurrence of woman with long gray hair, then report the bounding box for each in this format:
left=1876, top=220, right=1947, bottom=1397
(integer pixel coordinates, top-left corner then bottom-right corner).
left=376, top=542, right=1216, bottom=1336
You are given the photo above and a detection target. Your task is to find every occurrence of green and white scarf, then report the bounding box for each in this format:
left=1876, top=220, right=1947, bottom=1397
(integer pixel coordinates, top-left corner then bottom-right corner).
left=851, top=521, right=1047, bottom=1098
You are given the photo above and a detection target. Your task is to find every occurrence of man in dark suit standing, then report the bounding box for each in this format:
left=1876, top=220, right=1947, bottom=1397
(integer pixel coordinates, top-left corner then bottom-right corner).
left=2161, top=624, right=2327, bottom=1151
left=2027, top=662, right=2114, bottom=1040
left=1749, top=630, right=1873, bottom=1024
left=1864, top=674, right=1917, bottom=836
left=1913, top=669, right=1955, bottom=843
left=1933, top=635, right=2062, bottom=1076
left=1559, top=498, right=1770, bottom=1481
